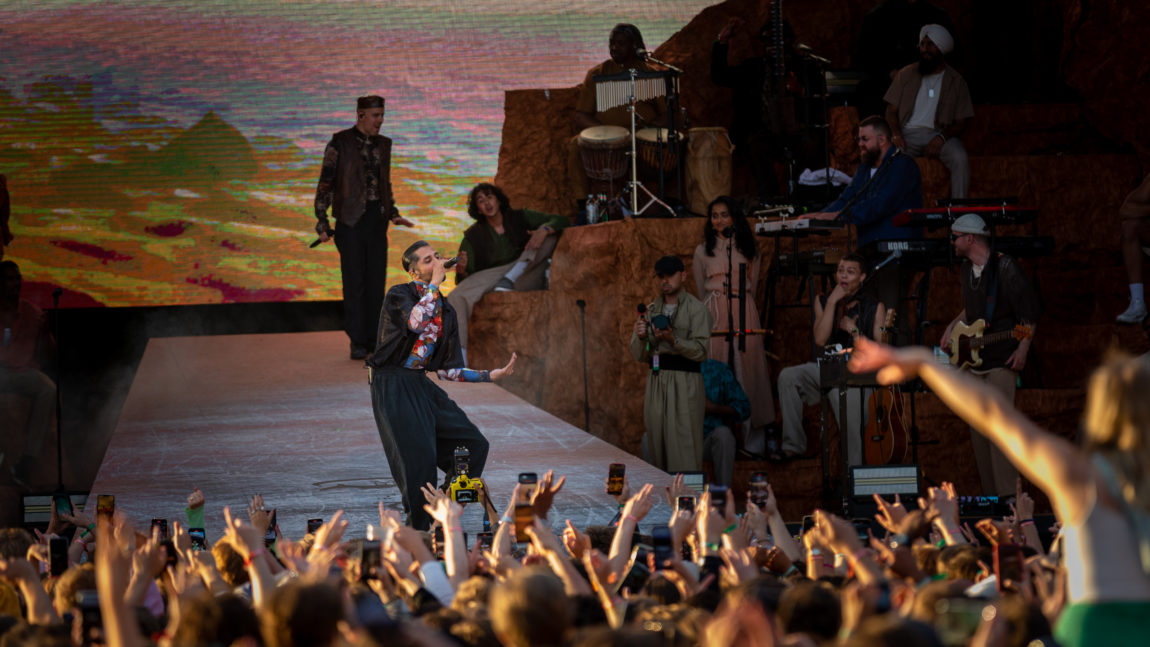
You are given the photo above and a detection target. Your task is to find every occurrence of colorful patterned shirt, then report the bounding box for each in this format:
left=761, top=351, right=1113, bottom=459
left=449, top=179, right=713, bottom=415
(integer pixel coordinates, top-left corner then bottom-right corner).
left=403, top=282, right=490, bottom=382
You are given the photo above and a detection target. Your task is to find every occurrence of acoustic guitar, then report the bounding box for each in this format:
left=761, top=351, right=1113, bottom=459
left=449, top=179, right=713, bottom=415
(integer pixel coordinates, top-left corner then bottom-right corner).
left=947, top=319, right=1032, bottom=370
left=864, top=310, right=908, bottom=465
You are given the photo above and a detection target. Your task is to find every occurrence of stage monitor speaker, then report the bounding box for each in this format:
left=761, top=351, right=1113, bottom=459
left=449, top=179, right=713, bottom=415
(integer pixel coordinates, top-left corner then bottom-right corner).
left=22, top=493, right=89, bottom=532
left=850, top=464, right=920, bottom=500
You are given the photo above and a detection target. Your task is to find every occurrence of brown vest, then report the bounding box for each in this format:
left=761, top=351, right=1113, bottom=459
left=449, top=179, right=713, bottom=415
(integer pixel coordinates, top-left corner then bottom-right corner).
left=330, top=127, right=393, bottom=227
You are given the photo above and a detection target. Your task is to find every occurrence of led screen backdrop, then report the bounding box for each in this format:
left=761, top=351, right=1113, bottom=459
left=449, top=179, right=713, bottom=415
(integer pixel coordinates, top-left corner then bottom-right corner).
left=0, top=0, right=717, bottom=308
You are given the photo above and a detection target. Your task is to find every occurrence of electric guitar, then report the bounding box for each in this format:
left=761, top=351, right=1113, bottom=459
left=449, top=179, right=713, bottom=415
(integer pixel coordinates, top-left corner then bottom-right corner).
left=947, top=319, right=1033, bottom=369
left=864, top=310, right=908, bottom=465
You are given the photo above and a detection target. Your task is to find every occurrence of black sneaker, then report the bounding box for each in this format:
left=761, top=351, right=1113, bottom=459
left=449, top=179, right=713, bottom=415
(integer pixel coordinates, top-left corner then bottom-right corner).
left=350, top=343, right=369, bottom=360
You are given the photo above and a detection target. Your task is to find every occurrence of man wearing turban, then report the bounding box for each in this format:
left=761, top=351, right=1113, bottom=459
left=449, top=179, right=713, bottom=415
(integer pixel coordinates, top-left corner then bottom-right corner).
left=883, top=24, right=973, bottom=199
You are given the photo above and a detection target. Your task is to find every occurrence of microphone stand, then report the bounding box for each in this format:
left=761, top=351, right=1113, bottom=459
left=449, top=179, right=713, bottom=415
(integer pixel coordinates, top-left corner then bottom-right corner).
left=640, top=52, right=686, bottom=214
left=576, top=300, right=591, bottom=432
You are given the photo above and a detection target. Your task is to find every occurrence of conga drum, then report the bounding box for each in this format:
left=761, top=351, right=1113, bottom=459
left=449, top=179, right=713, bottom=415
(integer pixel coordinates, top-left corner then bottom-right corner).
left=636, top=127, right=684, bottom=173
left=578, top=125, right=629, bottom=182
left=686, top=127, right=733, bottom=216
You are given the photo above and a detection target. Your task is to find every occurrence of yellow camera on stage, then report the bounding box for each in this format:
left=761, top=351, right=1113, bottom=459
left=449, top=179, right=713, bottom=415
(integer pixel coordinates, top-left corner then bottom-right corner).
left=449, top=446, right=483, bottom=504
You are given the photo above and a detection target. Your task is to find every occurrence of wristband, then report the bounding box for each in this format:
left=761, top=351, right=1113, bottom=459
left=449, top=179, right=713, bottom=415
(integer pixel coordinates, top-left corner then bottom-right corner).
left=704, top=542, right=721, bottom=552
left=783, top=564, right=800, bottom=577
left=76, top=538, right=88, bottom=550
left=244, top=548, right=268, bottom=567
left=623, top=515, right=639, bottom=525
left=85, top=523, right=96, bottom=536
left=500, top=516, right=513, bottom=525
left=1020, top=519, right=1035, bottom=526
left=723, top=523, right=738, bottom=535
left=810, top=548, right=823, bottom=556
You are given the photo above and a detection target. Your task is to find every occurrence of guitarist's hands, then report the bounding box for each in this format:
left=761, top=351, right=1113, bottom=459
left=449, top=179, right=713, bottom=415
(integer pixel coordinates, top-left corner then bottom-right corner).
left=940, top=320, right=956, bottom=352
left=1005, top=344, right=1029, bottom=372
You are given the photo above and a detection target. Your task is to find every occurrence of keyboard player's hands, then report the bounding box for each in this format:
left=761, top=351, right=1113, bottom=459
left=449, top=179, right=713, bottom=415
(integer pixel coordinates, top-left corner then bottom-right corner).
left=797, top=212, right=837, bottom=221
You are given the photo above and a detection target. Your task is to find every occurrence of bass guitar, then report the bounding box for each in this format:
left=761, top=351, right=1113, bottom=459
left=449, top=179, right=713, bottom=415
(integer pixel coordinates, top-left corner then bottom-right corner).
left=947, top=319, right=1032, bottom=369
left=864, top=310, right=908, bottom=465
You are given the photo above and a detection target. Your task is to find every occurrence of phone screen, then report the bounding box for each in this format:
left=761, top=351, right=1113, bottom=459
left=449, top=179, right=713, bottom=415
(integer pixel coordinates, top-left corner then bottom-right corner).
left=96, top=494, right=115, bottom=519
left=606, top=463, right=625, bottom=495
left=264, top=510, right=277, bottom=547
left=53, top=494, right=73, bottom=517
left=934, top=597, right=987, bottom=647
left=49, top=536, right=68, bottom=576
left=188, top=528, right=207, bottom=552
left=708, top=484, right=728, bottom=508
left=994, top=544, right=1024, bottom=591
left=360, top=540, right=381, bottom=581
left=518, top=472, right=538, bottom=503
left=477, top=531, right=494, bottom=550
left=307, top=518, right=323, bottom=534
left=433, top=527, right=445, bottom=560
left=677, top=495, right=696, bottom=511
left=679, top=471, right=706, bottom=494
left=749, top=472, right=769, bottom=507
left=514, top=503, right=533, bottom=542
left=151, top=518, right=169, bottom=542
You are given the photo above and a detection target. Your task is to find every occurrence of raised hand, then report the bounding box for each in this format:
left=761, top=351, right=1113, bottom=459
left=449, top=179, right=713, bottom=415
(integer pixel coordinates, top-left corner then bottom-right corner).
left=531, top=470, right=567, bottom=520
left=246, top=494, right=272, bottom=536
left=621, top=483, right=656, bottom=524
left=847, top=337, right=931, bottom=385
left=187, top=487, right=205, bottom=510
left=873, top=493, right=908, bottom=534
left=562, top=519, right=591, bottom=560
left=490, top=352, right=518, bottom=381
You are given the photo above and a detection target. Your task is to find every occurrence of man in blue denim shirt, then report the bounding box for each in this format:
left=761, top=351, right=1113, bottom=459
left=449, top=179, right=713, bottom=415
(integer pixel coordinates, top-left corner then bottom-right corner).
left=800, top=115, right=923, bottom=247
left=701, top=359, right=751, bottom=486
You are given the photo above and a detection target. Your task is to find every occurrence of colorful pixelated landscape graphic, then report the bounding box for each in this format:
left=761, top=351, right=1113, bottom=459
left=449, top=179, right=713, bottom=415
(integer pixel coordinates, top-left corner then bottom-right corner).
left=0, top=0, right=717, bottom=308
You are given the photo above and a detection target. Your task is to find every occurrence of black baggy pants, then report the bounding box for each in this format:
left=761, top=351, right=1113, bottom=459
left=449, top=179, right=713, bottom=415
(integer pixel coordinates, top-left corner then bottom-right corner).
left=335, top=201, right=388, bottom=350
left=369, top=368, right=489, bottom=530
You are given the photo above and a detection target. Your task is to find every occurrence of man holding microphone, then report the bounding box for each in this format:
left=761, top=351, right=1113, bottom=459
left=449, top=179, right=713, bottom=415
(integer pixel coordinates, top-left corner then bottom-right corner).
left=366, top=240, right=516, bottom=530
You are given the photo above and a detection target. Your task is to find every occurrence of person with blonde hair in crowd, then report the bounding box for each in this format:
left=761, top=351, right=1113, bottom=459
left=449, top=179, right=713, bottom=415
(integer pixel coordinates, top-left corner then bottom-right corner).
left=850, top=337, right=1150, bottom=646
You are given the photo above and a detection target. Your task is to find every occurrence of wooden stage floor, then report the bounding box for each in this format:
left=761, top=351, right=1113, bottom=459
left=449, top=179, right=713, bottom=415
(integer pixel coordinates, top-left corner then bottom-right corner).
left=88, top=331, right=672, bottom=541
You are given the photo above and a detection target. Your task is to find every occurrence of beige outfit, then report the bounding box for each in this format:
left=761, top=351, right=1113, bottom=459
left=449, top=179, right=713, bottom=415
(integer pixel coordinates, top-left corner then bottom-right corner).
left=692, top=240, right=776, bottom=430
left=629, top=293, right=712, bottom=473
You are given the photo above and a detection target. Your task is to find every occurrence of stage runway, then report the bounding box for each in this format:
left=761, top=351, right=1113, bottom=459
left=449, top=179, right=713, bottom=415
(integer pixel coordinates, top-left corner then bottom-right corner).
left=88, top=331, right=672, bottom=541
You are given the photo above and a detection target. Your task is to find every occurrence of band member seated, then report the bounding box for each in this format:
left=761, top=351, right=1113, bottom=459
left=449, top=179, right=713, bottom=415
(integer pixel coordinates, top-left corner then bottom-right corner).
left=366, top=241, right=517, bottom=530
left=447, top=183, right=567, bottom=357
left=774, top=254, right=885, bottom=464
left=701, top=358, right=751, bottom=486
left=568, top=24, right=667, bottom=209
left=884, top=24, right=973, bottom=199
left=800, top=115, right=923, bottom=311
left=630, top=255, right=712, bottom=473
left=940, top=214, right=1039, bottom=497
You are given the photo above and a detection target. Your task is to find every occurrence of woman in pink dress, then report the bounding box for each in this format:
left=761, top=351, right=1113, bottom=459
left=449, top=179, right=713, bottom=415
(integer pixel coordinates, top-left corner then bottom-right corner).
left=692, top=196, right=777, bottom=446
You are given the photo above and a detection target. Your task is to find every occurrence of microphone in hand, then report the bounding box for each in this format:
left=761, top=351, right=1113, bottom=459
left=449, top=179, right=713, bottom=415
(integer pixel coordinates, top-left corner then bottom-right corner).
left=443, top=256, right=460, bottom=269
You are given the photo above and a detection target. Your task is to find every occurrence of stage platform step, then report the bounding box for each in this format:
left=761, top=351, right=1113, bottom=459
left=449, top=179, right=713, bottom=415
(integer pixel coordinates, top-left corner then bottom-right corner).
left=85, top=331, right=673, bottom=541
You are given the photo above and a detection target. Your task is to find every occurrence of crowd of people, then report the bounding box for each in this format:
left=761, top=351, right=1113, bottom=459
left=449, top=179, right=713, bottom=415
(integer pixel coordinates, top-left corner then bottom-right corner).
left=3, top=340, right=1149, bottom=647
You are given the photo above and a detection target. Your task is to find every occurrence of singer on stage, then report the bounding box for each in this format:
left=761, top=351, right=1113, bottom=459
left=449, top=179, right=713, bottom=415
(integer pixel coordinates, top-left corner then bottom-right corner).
left=367, top=241, right=516, bottom=530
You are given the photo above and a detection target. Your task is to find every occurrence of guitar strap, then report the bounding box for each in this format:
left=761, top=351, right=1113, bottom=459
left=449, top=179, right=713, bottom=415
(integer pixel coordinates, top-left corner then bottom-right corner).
left=983, top=252, right=1001, bottom=323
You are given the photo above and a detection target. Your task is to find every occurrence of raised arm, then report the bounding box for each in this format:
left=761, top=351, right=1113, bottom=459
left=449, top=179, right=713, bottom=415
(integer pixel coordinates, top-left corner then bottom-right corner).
left=849, top=338, right=1094, bottom=523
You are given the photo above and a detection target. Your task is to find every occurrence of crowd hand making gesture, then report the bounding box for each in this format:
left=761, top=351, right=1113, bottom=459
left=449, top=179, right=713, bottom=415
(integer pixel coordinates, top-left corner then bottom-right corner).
left=94, top=516, right=146, bottom=647
left=222, top=506, right=277, bottom=608
left=531, top=469, right=566, bottom=520
left=422, top=482, right=469, bottom=588
left=525, top=517, right=591, bottom=596
left=609, top=483, right=656, bottom=576
left=489, top=351, right=518, bottom=382
left=918, top=481, right=967, bottom=545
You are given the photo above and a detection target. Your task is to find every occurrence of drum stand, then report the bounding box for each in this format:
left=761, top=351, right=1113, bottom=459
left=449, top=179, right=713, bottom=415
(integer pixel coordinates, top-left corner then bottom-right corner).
left=624, top=68, right=675, bottom=218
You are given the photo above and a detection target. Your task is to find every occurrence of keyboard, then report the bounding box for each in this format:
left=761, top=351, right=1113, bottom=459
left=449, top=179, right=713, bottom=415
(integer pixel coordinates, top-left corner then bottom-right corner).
left=755, top=219, right=845, bottom=235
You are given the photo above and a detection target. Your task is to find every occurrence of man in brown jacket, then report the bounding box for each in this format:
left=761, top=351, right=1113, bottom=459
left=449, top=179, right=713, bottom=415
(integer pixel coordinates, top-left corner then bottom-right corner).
left=883, top=24, right=973, bottom=199
left=313, top=96, right=414, bottom=359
